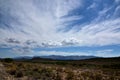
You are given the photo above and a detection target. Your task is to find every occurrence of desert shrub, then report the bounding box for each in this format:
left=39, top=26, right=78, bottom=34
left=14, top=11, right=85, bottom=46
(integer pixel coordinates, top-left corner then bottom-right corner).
left=33, top=68, right=39, bottom=72
left=80, top=71, right=103, bottom=80
left=3, top=58, right=13, bottom=63
left=55, top=72, right=62, bottom=80
left=80, top=71, right=94, bottom=80
left=66, top=71, right=75, bottom=80
left=15, top=71, right=24, bottom=78
left=71, top=63, right=78, bottom=67
left=17, top=63, right=23, bottom=67
left=55, top=62, right=67, bottom=65
left=92, top=73, right=103, bottom=80
left=78, top=64, right=83, bottom=67
left=25, top=68, right=53, bottom=79
left=110, top=64, right=120, bottom=69
left=102, top=64, right=120, bottom=69
left=8, top=70, right=16, bottom=75
left=40, top=68, right=52, bottom=76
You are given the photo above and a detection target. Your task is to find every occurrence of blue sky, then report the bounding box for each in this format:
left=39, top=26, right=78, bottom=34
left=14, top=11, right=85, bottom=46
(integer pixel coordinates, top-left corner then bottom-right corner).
left=0, top=0, right=120, bottom=58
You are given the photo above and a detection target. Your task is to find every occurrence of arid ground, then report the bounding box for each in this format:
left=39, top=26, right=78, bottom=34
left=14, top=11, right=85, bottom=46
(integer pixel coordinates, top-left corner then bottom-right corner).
left=0, top=57, right=120, bottom=80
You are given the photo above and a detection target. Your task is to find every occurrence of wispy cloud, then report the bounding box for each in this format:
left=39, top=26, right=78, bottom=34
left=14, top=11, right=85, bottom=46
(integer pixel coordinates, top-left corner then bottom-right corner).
left=87, top=2, right=97, bottom=10
left=0, top=0, right=120, bottom=56
left=115, top=0, right=120, bottom=3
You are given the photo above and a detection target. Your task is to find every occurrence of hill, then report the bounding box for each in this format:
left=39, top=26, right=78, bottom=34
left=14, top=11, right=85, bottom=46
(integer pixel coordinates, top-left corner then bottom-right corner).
left=14, top=55, right=98, bottom=60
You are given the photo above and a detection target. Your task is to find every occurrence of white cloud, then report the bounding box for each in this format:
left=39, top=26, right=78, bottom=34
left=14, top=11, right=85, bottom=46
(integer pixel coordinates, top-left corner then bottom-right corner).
left=113, top=5, right=120, bottom=17
left=55, top=0, right=82, bottom=18
left=94, top=6, right=113, bottom=22
left=87, top=2, right=97, bottom=9
left=115, top=0, right=120, bottom=3
left=0, top=0, right=82, bottom=48
left=0, top=0, right=120, bottom=50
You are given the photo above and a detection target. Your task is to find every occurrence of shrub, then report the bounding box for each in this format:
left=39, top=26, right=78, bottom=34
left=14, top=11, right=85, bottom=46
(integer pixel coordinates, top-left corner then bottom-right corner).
left=33, top=68, right=39, bottom=72
left=3, top=58, right=13, bottom=63
left=15, top=71, right=24, bottom=78
left=9, top=70, right=16, bottom=75
left=66, top=71, right=75, bottom=80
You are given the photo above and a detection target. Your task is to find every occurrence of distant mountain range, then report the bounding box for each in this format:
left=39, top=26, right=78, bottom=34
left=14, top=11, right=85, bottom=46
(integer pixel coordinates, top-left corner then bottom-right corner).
left=14, top=55, right=98, bottom=60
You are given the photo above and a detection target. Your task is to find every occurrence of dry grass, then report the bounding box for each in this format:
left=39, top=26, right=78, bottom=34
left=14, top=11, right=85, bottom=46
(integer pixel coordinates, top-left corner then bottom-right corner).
left=1, top=60, right=120, bottom=80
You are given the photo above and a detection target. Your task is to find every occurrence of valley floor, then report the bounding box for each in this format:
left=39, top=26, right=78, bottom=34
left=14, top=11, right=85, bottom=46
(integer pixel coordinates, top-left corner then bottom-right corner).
left=0, top=58, right=120, bottom=80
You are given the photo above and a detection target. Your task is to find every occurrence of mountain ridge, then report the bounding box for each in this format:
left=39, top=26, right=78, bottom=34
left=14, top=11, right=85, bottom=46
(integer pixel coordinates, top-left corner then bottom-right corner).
left=14, top=55, right=99, bottom=60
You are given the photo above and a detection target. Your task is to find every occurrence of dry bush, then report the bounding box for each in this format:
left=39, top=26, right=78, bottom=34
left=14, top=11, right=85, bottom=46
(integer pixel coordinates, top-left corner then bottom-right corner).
left=2, top=61, right=120, bottom=80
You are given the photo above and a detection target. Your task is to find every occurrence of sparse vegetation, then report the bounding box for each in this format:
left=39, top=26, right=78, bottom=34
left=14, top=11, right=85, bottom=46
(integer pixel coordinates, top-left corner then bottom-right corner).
left=3, top=58, right=13, bottom=63
left=0, top=57, right=120, bottom=80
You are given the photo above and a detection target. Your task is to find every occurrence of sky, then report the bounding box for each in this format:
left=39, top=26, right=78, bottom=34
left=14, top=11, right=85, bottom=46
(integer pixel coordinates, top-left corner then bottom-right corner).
left=0, top=0, right=120, bottom=58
